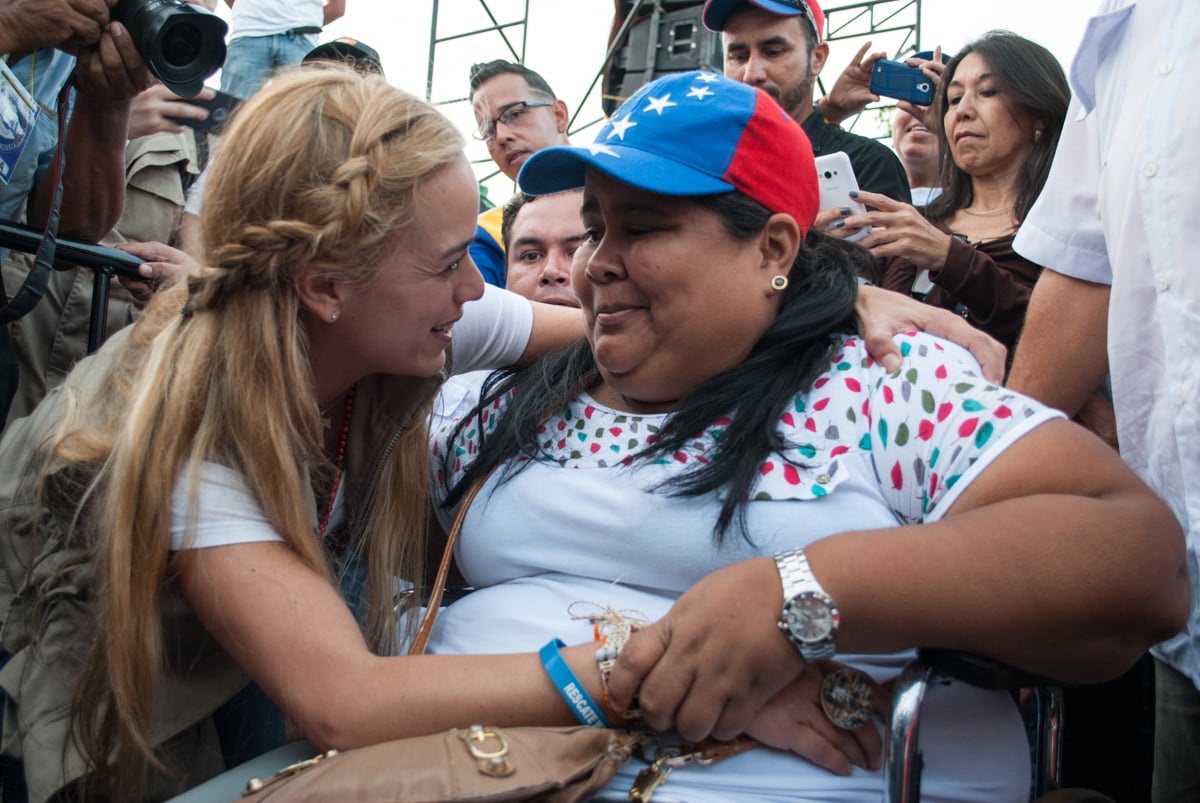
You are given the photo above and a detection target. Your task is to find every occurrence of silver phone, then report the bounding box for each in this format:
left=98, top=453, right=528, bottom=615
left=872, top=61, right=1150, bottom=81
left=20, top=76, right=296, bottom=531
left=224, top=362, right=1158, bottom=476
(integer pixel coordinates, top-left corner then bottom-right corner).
left=814, top=151, right=867, bottom=242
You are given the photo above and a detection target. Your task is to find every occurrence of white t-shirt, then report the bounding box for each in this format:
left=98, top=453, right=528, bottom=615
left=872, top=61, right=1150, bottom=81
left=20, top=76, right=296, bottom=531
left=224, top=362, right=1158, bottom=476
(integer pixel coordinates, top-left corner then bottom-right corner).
left=168, top=284, right=534, bottom=551
left=227, top=0, right=324, bottom=41
left=429, top=332, right=1061, bottom=802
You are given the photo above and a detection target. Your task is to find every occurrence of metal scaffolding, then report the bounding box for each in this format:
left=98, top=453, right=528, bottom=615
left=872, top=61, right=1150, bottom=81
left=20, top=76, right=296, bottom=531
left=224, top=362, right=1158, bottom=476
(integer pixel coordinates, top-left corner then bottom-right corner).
left=426, top=0, right=531, bottom=106
left=428, top=1, right=923, bottom=192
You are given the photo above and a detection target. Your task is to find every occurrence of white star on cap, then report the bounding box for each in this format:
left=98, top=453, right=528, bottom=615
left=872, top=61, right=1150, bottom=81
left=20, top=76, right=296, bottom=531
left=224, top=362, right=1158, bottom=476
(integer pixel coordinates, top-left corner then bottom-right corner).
left=585, top=143, right=620, bottom=158
left=606, top=116, right=637, bottom=141
left=644, top=94, right=677, bottom=115
left=695, top=72, right=720, bottom=83
left=687, top=85, right=714, bottom=100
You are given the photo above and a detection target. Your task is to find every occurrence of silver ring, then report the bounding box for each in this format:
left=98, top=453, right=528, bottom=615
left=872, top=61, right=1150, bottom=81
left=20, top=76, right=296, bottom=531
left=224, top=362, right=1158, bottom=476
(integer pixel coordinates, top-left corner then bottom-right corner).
left=820, top=667, right=874, bottom=730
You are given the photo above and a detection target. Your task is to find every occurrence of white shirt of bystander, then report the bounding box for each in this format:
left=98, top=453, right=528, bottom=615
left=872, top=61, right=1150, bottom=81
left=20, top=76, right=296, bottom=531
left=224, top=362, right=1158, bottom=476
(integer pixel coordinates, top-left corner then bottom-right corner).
left=226, top=0, right=325, bottom=41
left=1013, top=0, right=1200, bottom=688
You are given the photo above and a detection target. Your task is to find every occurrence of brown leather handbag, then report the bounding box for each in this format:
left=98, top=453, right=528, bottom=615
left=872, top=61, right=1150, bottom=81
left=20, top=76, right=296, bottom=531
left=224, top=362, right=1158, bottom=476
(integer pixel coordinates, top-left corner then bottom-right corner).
left=237, top=477, right=642, bottom=802
left=236, top=724, right=641, bottom=802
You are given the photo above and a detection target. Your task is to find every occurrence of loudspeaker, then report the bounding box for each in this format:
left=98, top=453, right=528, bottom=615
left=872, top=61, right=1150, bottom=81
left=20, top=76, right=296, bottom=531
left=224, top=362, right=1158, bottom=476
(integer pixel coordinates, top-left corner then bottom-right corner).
left=603, top=2, right=722, bottom=116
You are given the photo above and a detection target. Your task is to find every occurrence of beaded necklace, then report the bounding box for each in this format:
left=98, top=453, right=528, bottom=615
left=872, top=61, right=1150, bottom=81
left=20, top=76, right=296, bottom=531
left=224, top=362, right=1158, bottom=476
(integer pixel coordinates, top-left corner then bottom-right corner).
left=319, top=385, right=355, bottom=537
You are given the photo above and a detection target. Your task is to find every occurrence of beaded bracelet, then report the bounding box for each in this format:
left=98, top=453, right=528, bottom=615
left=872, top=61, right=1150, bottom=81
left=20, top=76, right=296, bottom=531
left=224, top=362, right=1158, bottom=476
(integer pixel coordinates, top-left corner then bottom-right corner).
left=595, top=626, right=642, bottom=722
left=539, top=638, right=611, bottom=728
left=567, top=602, right=650, bottom=723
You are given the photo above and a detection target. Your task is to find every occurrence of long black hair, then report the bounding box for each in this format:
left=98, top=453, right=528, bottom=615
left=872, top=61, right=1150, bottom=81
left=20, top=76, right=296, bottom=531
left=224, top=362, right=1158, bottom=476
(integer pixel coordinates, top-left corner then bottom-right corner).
left=442, top=191, right=874, bottom=541
left=926, top=30, right=1069, bottom=226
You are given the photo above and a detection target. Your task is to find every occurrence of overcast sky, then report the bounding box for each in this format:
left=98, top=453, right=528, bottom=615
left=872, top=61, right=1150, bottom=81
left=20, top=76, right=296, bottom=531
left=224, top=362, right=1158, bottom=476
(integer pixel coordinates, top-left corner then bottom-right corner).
left=209, top=0, right=1096, bottom=198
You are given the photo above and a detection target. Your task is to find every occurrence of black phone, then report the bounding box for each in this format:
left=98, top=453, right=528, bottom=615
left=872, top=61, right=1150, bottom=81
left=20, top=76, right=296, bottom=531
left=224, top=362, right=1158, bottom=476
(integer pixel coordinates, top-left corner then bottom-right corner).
left=869, top=59, right=934, bottom=106
left=167, top=89, right=242, bottom=133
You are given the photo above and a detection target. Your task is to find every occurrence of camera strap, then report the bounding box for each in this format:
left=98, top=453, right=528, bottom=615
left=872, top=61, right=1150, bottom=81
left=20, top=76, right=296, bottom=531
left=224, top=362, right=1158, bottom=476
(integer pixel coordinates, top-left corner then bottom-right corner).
left=0, top=73, right=71, bottom=324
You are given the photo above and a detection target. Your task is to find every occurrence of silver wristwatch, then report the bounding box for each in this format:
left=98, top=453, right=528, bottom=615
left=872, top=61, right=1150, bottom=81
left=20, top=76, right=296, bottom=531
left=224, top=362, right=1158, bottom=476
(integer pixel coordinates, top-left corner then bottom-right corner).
left=775, top=548, right=839, bottom=661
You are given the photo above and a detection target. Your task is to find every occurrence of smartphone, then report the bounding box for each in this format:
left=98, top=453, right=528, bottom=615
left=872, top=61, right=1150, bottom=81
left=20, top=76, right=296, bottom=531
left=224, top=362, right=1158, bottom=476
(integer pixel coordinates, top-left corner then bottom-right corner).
left=814, top=151, right=867, bottom=243
left=911, top=50, right=950, bottom=66
left=869, top=59, right=934, bottom=106
left=167, top=89, right=242, bottom=133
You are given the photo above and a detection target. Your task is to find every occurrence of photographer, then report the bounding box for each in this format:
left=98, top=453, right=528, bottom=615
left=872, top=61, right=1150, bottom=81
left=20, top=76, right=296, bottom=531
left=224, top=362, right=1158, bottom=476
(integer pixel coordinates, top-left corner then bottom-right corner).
left=1, top=7, right=153, bottom=428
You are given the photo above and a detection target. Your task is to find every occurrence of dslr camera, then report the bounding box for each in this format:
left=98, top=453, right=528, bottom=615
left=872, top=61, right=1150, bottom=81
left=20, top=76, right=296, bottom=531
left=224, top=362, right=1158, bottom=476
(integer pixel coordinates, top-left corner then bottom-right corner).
left=111, top=0, right=228, bottom=97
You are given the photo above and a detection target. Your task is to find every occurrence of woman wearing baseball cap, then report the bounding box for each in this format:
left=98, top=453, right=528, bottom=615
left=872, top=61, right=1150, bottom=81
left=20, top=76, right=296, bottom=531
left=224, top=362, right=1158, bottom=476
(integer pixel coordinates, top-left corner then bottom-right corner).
left=2, top=64, right=1179, bottom=801
left=429, top=70, right=1186, bottom=800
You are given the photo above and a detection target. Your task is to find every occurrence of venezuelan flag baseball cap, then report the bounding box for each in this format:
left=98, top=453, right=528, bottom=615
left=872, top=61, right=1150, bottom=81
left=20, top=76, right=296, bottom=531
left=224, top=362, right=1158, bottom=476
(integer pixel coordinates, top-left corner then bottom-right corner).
left=517, top=70, right=819, bottom=235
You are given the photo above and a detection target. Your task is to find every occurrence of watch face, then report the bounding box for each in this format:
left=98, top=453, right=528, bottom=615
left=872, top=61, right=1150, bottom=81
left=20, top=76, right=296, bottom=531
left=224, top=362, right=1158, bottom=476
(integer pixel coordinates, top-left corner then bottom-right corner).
left=784, top=595, right=835, bottom=644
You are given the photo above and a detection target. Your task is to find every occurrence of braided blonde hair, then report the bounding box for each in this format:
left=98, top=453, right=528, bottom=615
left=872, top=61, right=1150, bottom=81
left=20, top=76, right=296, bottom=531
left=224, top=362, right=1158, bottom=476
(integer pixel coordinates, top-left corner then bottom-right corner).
left=49, top=64, right=466, bottom=796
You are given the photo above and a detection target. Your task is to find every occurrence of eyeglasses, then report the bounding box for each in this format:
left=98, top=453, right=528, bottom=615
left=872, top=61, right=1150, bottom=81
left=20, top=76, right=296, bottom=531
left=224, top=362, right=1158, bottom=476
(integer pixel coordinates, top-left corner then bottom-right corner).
left=474, top=100, right=553, bottom=142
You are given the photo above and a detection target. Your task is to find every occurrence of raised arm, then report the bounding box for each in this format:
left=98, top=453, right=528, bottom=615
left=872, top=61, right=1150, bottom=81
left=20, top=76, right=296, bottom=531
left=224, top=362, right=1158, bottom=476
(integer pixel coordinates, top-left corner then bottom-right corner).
left=28, top=23, right=152, bottom=241
left=815, top=41, right=885, bottom=126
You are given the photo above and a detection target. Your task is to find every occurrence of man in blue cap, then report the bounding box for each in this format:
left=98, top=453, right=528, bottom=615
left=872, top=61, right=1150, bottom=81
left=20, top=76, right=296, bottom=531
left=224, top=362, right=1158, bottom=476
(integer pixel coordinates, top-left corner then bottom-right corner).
left=702, top=0, right=911, bottom=204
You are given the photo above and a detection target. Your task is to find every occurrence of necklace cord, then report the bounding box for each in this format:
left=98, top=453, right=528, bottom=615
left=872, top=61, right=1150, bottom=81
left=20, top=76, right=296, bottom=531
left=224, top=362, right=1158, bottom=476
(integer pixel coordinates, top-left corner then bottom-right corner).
left=319, top=385, right=356, bottom=536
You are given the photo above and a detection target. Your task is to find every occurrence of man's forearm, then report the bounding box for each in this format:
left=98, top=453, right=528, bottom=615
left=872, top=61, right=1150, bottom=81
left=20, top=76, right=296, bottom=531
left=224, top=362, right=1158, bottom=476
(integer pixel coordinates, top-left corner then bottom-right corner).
left=1007, top=268, right=1111, bottom=415
left=324, top=0, right=346, bottom=25
left=29, top=94, right=130, bottom=241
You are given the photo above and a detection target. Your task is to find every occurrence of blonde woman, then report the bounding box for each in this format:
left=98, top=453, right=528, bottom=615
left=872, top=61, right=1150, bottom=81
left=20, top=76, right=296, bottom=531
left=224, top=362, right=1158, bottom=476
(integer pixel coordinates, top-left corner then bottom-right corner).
left=0, top=66, right=587, bottom=801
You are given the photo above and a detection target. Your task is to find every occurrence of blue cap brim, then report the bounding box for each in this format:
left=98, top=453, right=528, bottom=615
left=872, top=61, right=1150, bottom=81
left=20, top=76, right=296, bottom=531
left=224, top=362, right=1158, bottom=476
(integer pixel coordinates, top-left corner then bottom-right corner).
left=518, top=144, right=734, bottom=199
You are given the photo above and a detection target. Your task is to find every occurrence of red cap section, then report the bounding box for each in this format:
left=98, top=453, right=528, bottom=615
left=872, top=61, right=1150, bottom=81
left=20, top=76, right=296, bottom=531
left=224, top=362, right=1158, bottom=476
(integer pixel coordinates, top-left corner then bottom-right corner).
left=724, top=92, right=819, bottom=235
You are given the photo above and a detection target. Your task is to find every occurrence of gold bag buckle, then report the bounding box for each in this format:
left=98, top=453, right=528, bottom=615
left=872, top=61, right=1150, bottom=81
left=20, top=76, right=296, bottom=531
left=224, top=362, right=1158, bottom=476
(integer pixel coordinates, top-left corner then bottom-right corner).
left=459, top=724, right=515, bottom=777
left=244, top=749, right=339, bottom=794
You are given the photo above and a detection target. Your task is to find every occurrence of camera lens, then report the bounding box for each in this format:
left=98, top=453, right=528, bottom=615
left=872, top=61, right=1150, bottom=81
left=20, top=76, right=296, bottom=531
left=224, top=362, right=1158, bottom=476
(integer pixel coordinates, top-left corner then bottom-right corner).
left=823, top=170, right=833, bottom=179
left=111, top=0, right=227, bottom=97
left=162, top=22, right=202, bottom=67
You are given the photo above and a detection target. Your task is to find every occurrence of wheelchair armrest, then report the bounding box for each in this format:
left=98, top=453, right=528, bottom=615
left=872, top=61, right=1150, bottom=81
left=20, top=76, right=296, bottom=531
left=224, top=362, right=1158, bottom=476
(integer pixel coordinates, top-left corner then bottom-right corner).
left=917, top=649, right=1066, bottom=691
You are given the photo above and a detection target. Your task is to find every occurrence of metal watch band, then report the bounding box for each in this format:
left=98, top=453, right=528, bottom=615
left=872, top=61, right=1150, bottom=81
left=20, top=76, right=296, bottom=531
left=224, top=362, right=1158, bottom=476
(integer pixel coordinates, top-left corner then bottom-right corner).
left=775, top=547, right=821, bottom=600
left=775, top=547, right=838, bottom=661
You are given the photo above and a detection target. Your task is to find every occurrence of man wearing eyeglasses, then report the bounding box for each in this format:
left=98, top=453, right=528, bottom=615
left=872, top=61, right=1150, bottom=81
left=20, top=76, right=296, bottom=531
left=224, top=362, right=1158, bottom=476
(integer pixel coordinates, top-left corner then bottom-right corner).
left=467, top=60, right=571, bottom=288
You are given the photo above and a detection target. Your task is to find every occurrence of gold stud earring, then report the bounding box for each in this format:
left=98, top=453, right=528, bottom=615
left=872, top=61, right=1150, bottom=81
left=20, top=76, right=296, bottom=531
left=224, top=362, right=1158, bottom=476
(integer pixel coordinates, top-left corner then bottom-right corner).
left=1034, top=128, right=1044, bottom=142
left=771, top=275, right=789, bottom=292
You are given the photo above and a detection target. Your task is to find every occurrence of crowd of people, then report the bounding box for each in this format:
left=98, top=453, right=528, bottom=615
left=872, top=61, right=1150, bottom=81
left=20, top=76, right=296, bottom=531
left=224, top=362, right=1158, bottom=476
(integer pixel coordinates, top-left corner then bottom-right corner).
left=0, top=0, right=1194, bottom=801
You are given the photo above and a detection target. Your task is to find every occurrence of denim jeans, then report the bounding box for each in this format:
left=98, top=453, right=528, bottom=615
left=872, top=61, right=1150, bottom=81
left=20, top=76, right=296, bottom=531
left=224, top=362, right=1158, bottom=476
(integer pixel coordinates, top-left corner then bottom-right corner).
left=1152, top=657, right=1200, bottom=802
left=219, top=32, right=317, bottom=100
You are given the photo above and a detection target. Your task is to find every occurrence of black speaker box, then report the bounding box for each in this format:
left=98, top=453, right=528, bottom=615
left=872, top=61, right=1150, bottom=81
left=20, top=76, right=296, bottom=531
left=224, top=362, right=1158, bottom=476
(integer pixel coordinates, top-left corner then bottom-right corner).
left=603, top=2, right=723, bottom=116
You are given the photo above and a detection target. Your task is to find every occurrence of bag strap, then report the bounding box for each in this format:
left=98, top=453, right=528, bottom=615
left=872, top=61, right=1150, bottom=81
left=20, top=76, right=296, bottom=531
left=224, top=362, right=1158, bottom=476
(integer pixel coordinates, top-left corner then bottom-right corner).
left=408, top=472, right=491, bottom=656
left=0, top=77, right=72, bottom=324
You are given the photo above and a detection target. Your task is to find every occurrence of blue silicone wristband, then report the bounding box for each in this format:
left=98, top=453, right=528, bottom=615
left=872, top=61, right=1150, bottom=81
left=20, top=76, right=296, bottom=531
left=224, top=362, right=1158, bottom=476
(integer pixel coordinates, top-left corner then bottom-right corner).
left=539, top=638, right=611, bottom=728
